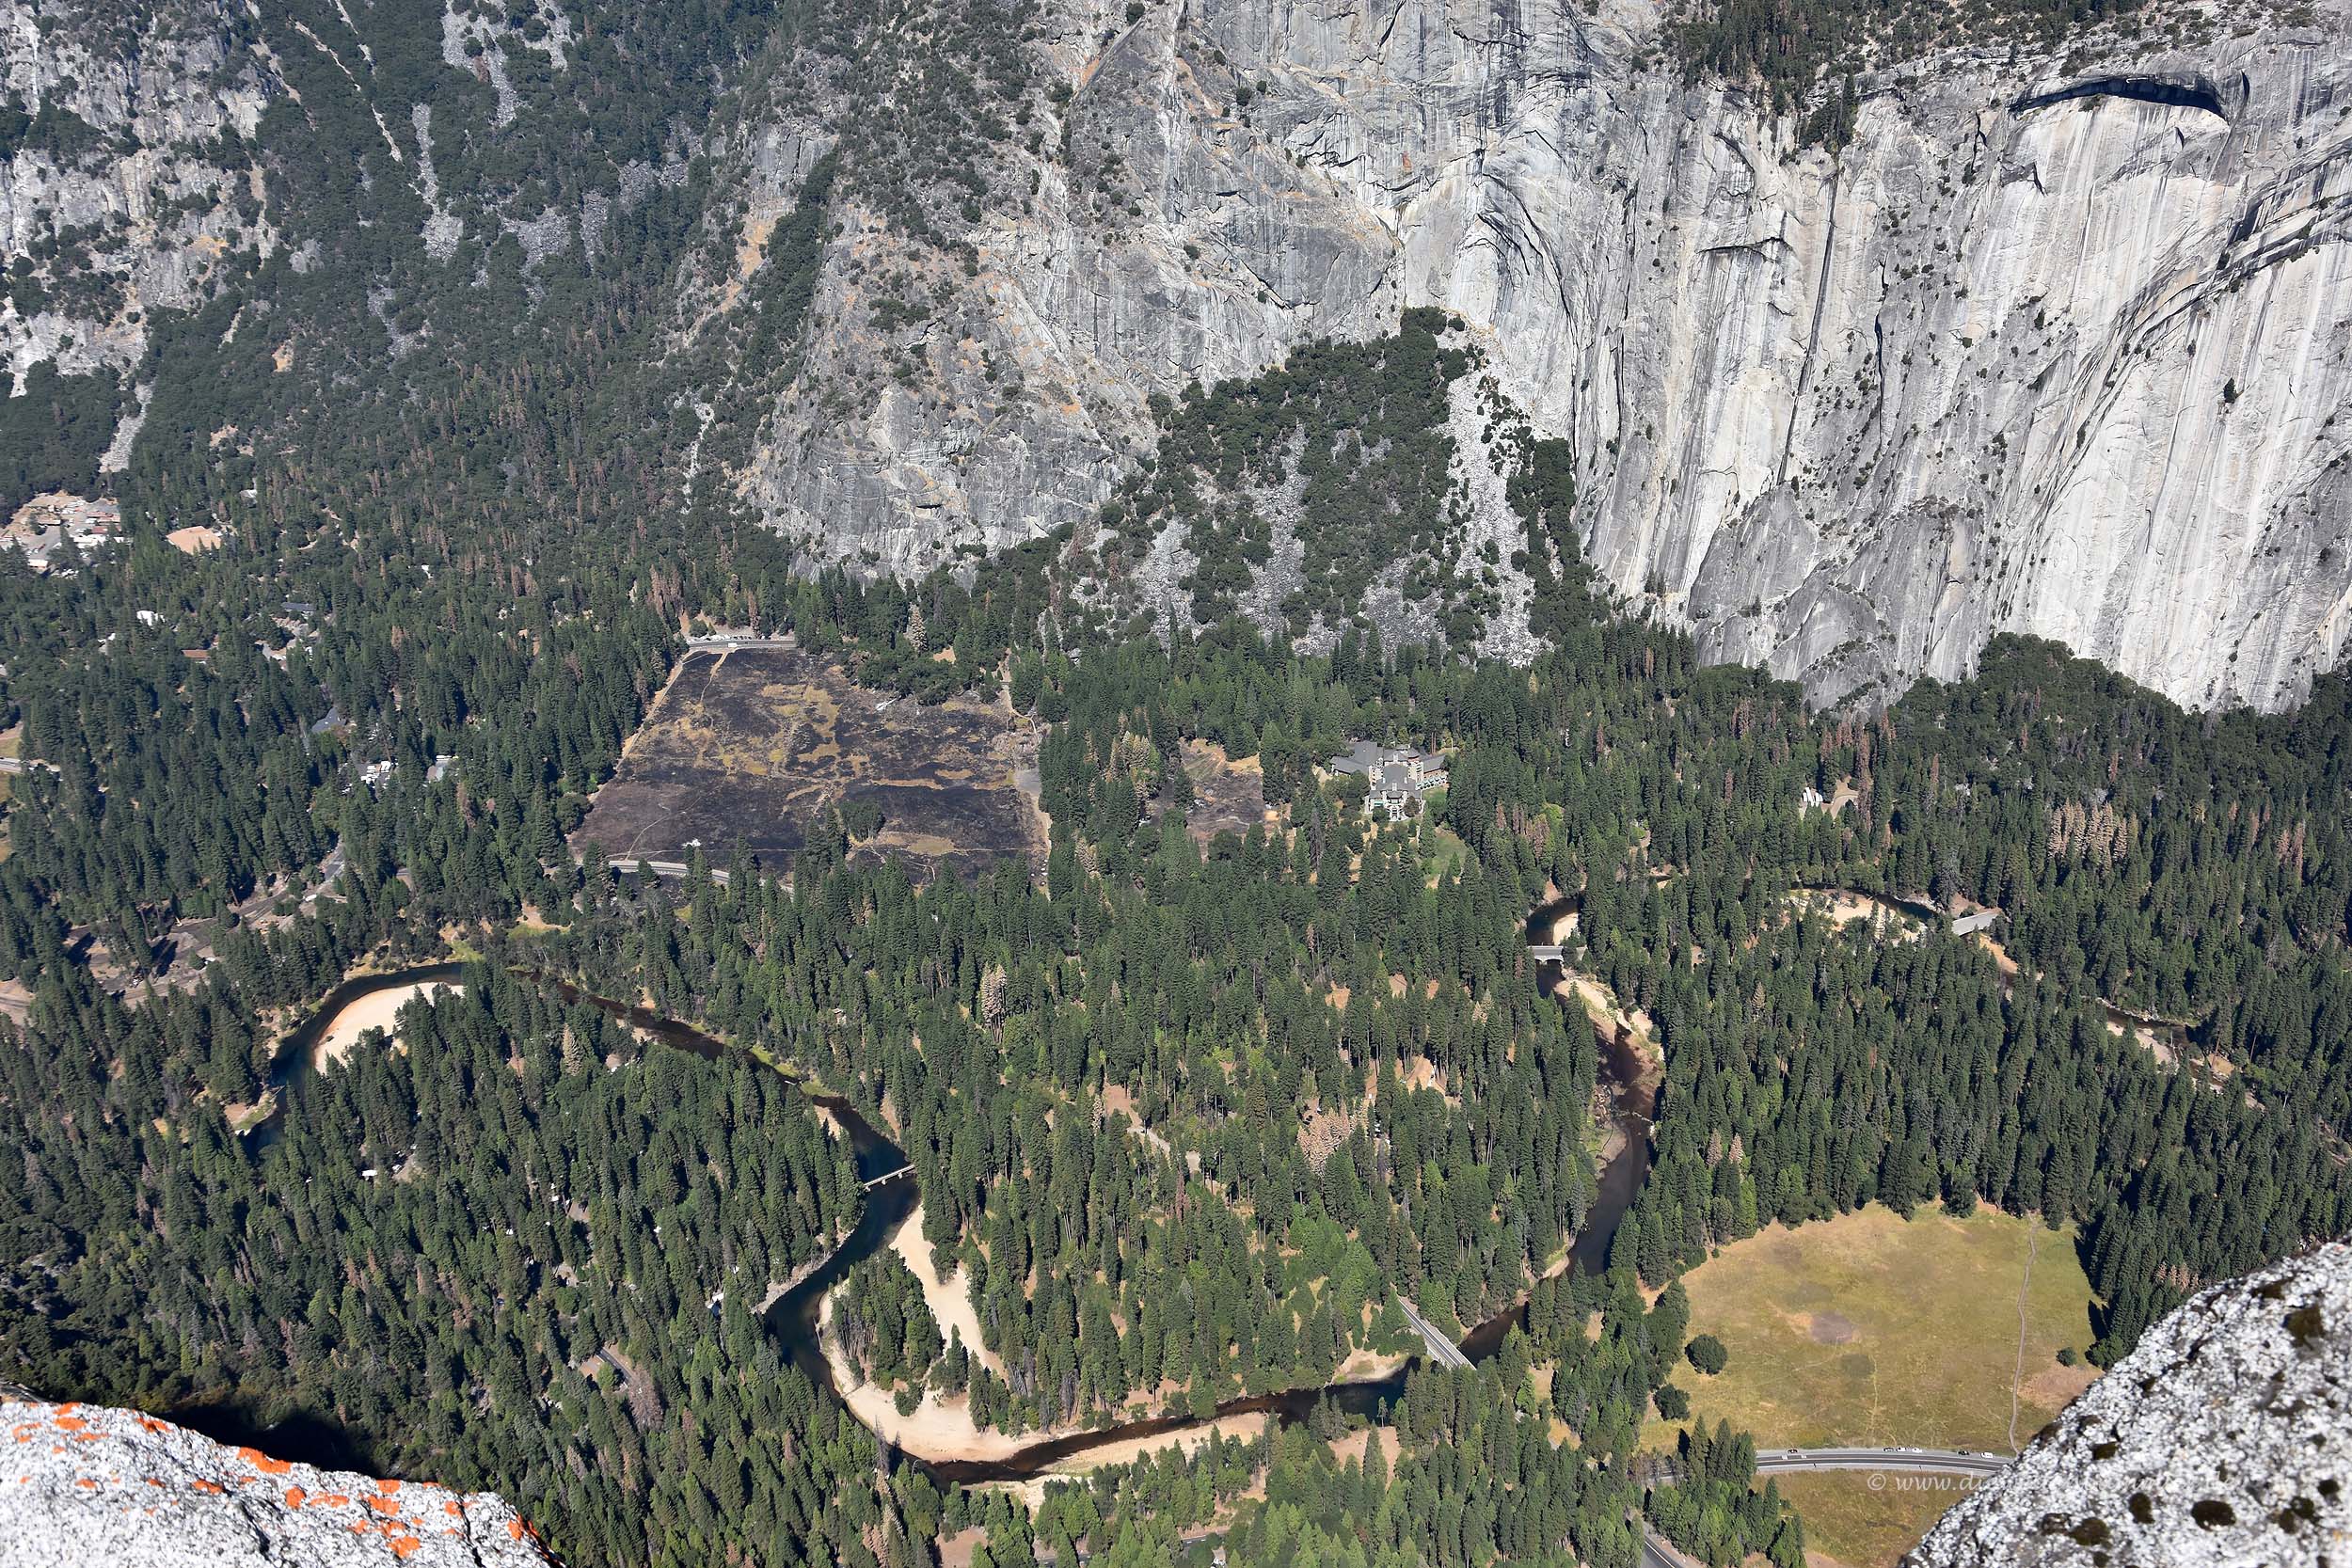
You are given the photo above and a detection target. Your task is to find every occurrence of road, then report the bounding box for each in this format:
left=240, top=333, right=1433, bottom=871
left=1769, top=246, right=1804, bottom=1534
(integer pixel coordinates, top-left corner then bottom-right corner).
left=605, top=857, right=732, bottom=884
left=1648, top=1445, right=2010, bottom=1483
left=1394, top=1296, right=1471, bottom=1369
left=1752, top=1446, right=2010, bottom=1478
left=1638, top=1448, right=2008, bottom=1566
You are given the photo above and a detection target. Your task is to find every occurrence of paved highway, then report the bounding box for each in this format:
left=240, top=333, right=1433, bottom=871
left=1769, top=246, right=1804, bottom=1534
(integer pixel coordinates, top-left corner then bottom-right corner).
left=1650, top=1445, right=2010, bottom=1486
left=1395, top=1296, right=1471, bottom=1369
left=1639, top=1448, right=2008, bottom=1565
left=1753, top=1446, right=2010, bottom=1477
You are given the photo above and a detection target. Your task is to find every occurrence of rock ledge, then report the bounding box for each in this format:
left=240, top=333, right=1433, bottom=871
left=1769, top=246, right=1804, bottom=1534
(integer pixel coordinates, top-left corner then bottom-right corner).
left=1909, top=1240, right=2352, bottom=1566
left=0, top=1391, right=555, bottom=1568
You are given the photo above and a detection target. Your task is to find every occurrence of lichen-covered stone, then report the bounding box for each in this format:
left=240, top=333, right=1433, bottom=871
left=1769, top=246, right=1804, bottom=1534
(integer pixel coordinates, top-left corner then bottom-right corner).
left=1907, top=1240, right=2352, bottom=1566
left=0, top=1392, right=556, bottom=1568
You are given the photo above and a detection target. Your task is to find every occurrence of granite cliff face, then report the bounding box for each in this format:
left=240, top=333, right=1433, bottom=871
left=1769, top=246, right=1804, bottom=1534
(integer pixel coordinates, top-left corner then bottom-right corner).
left=1907, top=1240, right=2351, bottom=1567
left=0, top=1390, right=555, bottom=1568
left=733, top=0, right=2352, bottom=709
left=0, top=4, right=280, bottom=398
left=0, top=2, right=287, bottom=486
left=5, top=0, right=2349, bottom=709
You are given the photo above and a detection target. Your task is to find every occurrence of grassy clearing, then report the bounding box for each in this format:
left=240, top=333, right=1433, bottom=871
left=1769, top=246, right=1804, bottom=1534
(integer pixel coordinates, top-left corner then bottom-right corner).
left=1424, top=821, right=1469, bottom=882
left=1772, top=1472, right=1969, bottom=1568
left=1648, top=1205, right=2098, bottom=1453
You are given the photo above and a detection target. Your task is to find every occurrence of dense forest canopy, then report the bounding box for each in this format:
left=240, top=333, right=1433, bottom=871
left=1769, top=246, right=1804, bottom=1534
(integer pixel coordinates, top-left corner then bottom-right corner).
left=8, top=577, right=2352, bottom=1563
left=0, top=2, right=2346, bottom=1566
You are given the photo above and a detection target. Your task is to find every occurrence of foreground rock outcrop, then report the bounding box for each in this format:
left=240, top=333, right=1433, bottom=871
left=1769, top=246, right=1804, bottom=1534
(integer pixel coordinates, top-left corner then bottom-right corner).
left=1908, top=1240, right=2351, bottom=1566
left=0, top=1390, right=555, bottom=1568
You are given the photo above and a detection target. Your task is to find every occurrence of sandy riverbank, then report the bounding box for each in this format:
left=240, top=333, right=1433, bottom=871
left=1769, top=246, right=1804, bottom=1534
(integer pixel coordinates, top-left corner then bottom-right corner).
left=818, top=1289, right=1078, bottom=1463
left=1557, top=971, right=1657, bottom=1060
left=1042, top=1410, right=1267, bottom=1475
left=817, top=1209, right=1398, bottom=1466
left=890, top=1205, right=1007, bottom=1378
left=313, top=980, right=462, bottom=1069
left=961, top=1406, right=1274, bottom=1513
left=1332, top=1343, right=1411, bottom=1383
left=817, top=1196, right=1135, bottom=1461
left=819, top=1285, right=1276, bottom=1476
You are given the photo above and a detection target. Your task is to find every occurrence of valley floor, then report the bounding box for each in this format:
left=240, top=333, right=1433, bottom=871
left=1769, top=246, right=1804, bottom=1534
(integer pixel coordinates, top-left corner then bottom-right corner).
left=1644, top=1205, right=2099, bottom=1455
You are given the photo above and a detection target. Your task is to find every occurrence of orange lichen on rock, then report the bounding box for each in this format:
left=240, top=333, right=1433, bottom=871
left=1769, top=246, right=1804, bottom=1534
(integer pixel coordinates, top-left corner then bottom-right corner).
left=2, top=1391, right=557, bottom=1565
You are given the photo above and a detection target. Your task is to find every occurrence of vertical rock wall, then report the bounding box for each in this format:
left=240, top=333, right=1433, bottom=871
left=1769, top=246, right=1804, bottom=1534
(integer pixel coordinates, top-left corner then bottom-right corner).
left=741, top=0, right=2352, bottom=710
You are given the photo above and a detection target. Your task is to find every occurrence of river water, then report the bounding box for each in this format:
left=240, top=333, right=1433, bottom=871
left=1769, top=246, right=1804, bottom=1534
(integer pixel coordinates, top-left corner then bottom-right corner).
left=245, top=960, right=472, bottom=1150
left=222, top=925, right=1656, bottom=1484
left=1525, top=893, right=1657, bottom=1283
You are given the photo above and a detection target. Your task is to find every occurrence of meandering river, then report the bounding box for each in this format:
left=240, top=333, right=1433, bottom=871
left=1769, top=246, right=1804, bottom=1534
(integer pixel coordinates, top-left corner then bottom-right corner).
left=207, top=864, right=2227, bottom=1491
left=235, top=930, right=1655, bottom=1483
